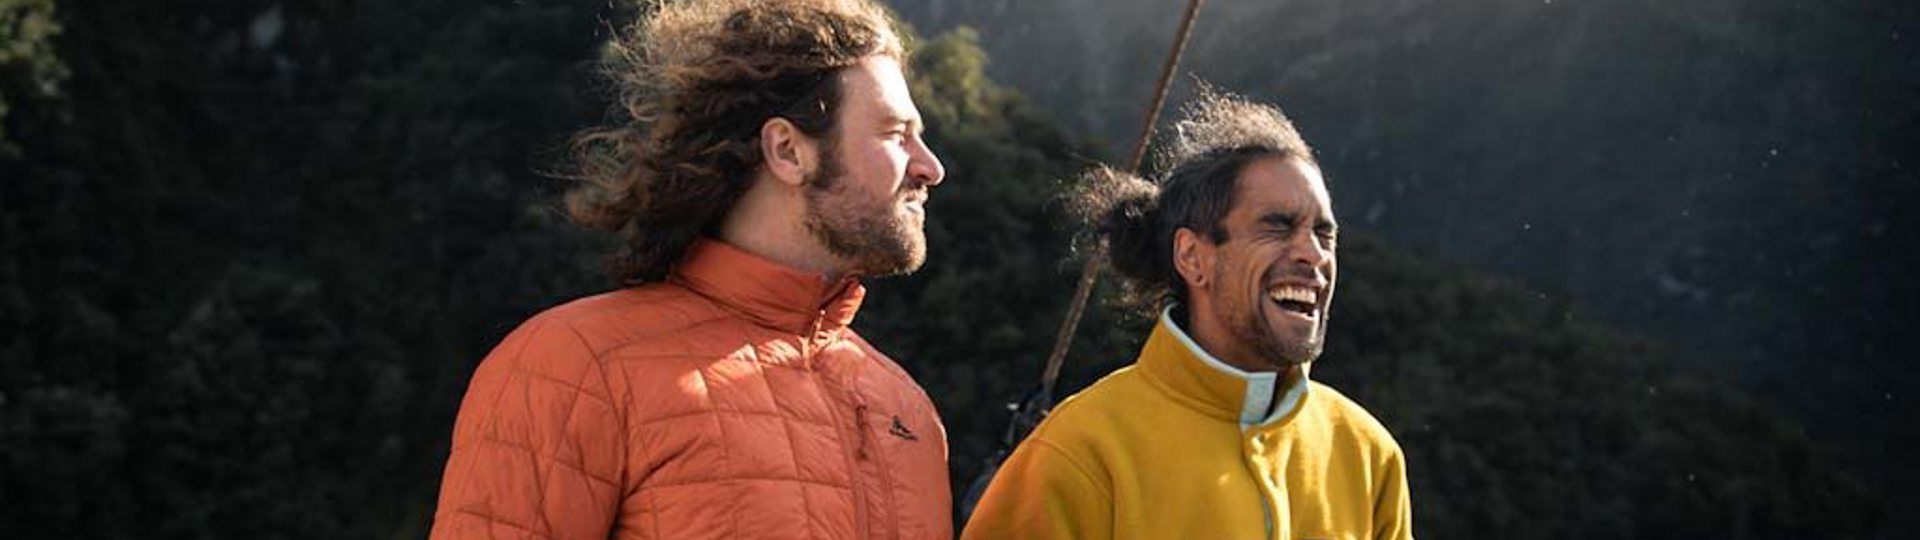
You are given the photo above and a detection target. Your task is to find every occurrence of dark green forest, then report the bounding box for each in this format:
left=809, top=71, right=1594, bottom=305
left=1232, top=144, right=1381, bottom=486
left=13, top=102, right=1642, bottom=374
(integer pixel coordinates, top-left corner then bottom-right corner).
left=899, top=0, right=1920, bottom=535
left=2, top=0, right=1910, bottom=538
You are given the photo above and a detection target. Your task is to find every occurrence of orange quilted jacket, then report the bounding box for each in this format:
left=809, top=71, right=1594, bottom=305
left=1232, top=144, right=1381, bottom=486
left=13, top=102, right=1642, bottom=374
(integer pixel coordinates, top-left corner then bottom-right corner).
left=429, top=240, right=952, bottom=540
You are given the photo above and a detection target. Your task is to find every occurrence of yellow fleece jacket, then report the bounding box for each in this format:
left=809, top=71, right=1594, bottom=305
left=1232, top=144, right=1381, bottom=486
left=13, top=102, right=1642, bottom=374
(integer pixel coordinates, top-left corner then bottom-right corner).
left=962, top=308, right=1413, bottom=540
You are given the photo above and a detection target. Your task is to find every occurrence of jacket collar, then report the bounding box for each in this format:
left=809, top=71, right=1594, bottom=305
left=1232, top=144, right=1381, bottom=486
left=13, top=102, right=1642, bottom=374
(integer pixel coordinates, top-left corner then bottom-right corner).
left=1137, top=306, right=1312, bottom=430
left=669, top=238, right=865, bottom=335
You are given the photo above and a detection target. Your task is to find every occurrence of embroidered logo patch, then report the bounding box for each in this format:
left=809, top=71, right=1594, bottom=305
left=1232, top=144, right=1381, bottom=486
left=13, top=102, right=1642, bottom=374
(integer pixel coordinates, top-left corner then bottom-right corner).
left=888, top=415, right=918, bottom=441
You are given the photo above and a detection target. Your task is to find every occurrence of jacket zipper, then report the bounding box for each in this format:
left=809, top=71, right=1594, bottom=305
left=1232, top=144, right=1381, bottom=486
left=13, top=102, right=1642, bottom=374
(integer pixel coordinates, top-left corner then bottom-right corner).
left=811, top=310, right=871, bottom=538
left=854, top=404, right=871, bottom=459
left=861, top=396, right=902, bottom=538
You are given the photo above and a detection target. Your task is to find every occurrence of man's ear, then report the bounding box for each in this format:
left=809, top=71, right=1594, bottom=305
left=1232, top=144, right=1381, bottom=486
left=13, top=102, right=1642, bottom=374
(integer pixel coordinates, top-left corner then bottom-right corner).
left=760, top=117, right=818, bottom=187
left=1173, top=227, right=1213, bottom=290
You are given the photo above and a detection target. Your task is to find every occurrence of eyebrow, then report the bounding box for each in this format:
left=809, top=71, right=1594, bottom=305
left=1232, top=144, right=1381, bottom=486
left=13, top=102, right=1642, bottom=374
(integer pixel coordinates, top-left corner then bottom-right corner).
left=1258, top=212, right=1300, bottom=227
left=879, top=113, right=922, bottom=133
left=1258, top=211, right=1338, bottom=229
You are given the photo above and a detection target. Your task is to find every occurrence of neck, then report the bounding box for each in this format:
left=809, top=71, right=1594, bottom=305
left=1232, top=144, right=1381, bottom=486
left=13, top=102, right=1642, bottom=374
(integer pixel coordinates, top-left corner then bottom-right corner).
left=1185, top=321, right=1306, bottom=417
left=1162, top=306, right=1308, bottom=421
left=718, top=176, right=848, bottom=280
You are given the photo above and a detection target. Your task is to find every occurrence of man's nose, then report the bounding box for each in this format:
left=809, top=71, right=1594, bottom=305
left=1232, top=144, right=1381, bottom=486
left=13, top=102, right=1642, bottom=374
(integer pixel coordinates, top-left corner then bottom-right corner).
left=1290, top=230, right=1331, bottom=267
left=909, top=137, right=945, bottom=187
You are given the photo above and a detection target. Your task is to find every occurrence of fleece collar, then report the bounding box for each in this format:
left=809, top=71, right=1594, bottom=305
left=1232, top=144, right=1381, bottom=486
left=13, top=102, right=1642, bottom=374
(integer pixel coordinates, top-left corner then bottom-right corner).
left=1137, top=306, right=1311, bottom=430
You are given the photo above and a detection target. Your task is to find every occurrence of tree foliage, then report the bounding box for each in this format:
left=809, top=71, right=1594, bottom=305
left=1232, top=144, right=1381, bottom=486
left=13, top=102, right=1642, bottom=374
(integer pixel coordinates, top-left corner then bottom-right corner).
left=0, top=0, right=67, bottom=154
left=883, top=25, right=1885, bottom=539
left=3, top=1, right=609, bottom=537
left=0, top=1, right=1890, bottom=538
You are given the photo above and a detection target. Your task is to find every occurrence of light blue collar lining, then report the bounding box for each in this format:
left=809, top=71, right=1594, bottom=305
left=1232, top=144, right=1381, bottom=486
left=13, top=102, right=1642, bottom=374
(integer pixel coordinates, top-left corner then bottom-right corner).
left=1159, top=306, right=1311, bottom=430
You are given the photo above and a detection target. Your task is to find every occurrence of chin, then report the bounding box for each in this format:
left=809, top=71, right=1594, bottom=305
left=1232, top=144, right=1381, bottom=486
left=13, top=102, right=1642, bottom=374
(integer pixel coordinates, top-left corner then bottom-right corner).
left=894, top=239, right=927, bottom=274
left=1262, top=331, right=1321, bottom=366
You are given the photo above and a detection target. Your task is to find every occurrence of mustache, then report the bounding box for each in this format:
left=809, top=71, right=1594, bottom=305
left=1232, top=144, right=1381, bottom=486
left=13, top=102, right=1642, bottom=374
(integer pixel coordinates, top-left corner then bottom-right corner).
left=895, top=180, right=933, bottom=203
left=1265, top=263, right=1325, bottom=284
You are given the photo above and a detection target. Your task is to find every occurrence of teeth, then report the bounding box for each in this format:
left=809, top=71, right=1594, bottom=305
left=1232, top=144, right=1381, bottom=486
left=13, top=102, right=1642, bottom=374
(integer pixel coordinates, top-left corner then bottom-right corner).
left=1267, top=286, right=1315, bottom=305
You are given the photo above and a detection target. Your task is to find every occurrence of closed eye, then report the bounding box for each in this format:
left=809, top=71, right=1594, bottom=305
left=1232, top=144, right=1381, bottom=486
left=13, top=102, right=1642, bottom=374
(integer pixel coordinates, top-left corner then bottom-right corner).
left=880, top=115, right=921, bottom=142
left=1258, top=212, right=1301, bottom=238
left=1315, top=222, right=1339, bottom=248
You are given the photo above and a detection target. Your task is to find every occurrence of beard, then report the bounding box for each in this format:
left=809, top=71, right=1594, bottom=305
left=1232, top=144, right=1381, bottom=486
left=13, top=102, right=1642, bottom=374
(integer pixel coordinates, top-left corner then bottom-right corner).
left=1214, top=262, right=1326, bottom=368
left=801, top=154, right=928, bottom=277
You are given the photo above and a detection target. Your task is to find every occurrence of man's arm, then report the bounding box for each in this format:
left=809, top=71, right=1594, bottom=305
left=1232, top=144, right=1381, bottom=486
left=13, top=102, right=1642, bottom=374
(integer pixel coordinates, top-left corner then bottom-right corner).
left=429, top=317, right=627, bottom=540
left=1373, top=445, right=1414, bottom=540
left=961, top=438, right=1113, bottom=540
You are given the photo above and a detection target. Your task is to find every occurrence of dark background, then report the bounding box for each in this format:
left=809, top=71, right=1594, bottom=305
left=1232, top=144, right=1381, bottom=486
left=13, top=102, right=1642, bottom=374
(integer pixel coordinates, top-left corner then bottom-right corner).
left=3, top=0, right=1914, bottom=538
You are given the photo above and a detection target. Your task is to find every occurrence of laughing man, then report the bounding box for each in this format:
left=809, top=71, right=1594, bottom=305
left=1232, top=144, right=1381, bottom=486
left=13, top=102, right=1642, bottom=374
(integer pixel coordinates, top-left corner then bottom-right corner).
left=962, top=90, right=1414, bottom=540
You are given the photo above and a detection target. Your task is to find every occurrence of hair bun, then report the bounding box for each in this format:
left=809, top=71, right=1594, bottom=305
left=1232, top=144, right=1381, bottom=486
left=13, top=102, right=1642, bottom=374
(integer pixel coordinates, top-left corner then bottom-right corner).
left=1062, top=165, right=1163, bottom=289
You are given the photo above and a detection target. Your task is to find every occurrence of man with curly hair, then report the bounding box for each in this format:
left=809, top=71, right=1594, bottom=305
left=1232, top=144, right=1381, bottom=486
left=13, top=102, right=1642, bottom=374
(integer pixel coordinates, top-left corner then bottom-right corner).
left=962, top=90, right=1414, bottom=539
left=428, top=1, right=951, bottom=538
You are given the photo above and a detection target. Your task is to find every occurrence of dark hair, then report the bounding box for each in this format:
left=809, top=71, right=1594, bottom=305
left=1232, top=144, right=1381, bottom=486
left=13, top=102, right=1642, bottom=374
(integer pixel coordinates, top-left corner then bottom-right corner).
left=1066, top=87, right=1317, bottom=312
left=564, top=0, right=907, bottom=284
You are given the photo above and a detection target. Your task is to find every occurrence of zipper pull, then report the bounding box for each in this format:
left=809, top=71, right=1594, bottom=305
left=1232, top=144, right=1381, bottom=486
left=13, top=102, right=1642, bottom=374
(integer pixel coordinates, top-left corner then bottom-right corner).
left=801, top=310, right=826, bottom=360
left=854, top=404, right=871, bottom=460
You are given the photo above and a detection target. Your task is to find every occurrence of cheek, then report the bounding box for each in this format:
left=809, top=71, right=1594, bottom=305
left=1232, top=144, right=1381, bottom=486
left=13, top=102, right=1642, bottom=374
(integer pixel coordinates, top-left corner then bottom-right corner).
left=1323, top=261, right=1338, bottom=300
left=1243, top=247, right=1280, bottom=285
left=848, top=145, right=908, bottom=191
left=1220, top=253, right=1266, bottom=300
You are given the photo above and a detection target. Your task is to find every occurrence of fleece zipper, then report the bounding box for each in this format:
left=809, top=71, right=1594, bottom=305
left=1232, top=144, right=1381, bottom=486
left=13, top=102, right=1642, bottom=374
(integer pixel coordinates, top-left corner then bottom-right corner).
left=1249, top=432, right=1287, bottom=540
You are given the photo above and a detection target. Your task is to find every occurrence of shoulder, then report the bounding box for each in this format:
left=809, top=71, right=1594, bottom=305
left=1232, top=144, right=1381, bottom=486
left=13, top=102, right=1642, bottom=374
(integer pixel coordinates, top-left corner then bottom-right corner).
left=527, top=285, right=733, bottom=353
left=1307, top=381, right=1404, bottom=454
left=474, top=285, right=745, bottom=378
left=840, top=330, right=916, bottom=381
left=1026, top=366, right=1149, bottom=449
left=840, top=329, right=943, bottom=420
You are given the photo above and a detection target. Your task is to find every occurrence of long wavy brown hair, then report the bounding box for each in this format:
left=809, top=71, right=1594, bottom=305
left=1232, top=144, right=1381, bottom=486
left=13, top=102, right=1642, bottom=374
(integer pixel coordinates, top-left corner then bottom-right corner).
left=565, top=0, right=907, bottom=284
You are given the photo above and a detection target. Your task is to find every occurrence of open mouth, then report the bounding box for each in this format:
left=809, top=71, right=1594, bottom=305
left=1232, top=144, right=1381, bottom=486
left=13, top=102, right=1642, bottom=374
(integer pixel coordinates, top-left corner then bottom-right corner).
left=1267, top=285, right=1318, bottom=318
left=900, top=192, right=928, bottom=215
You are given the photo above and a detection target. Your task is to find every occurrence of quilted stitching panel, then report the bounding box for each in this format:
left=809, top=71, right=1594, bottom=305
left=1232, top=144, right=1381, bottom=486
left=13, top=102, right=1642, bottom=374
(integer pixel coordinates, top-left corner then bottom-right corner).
left=783, top=408, right=850, bottom=487
left=726, top=479, right=816, bottom=539
left=700, top=354, right=778, bottom=414
left=641, top=482, right=735, bottom=540
left=841, top=333, right=954, bottom=540
left=717, top=411, right=800, bottom=480
left=763, top=356, right=832, bottom=424
left=620, top=367, right=715, bottom=426
left=433, top=314, right=625, bottom=540
left=434, top=287, right=951, bottom=540
left=625, top=409, right=726, bottom=488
